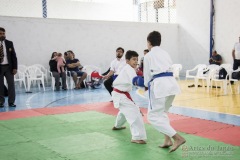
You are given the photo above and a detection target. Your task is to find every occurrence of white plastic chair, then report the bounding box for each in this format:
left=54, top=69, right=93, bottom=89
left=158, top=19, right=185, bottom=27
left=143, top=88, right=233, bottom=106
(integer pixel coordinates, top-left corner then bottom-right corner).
left=66, top=70, right=86, bottom=89
left=49, top=70, right=68, bottom=91
left=185, top=64, right=208, bottom=90
left=228, top=68, right=240, bottom=94
left=185, top=64, right=207, bottom=80
left=18, top=64, right=28, bottom=74
left=171, top=64, right=182, bottom=80
left=14, top=70, right=27, bottom=91
left=25, top=66, right=45, bottom=92
left=210, top=64, right=232, bottom=95
left=33, top=64, right=48, bottom=85
left=204, top=64, right=220, bottom=92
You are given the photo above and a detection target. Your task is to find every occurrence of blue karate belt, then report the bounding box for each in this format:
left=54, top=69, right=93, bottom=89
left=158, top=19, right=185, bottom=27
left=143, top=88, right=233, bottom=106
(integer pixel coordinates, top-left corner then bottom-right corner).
left=148, top=72, right=173, bottom=109
left=113, top=75, right=118, bottom=81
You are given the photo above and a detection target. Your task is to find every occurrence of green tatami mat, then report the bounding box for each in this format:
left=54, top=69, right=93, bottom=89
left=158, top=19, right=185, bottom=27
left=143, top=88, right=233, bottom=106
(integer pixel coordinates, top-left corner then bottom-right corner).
left=0, top=111, right=239, bottom=160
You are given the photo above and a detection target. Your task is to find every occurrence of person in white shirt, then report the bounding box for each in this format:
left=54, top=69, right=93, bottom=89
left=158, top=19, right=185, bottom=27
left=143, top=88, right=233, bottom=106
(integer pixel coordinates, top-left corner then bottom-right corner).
left=103, top=47, right=126, bottom=95
left=112, top=50, right=147, bottom=144
left=144, top=31, right=185, bottom=152
left=232, top=36, right=240, bottom=70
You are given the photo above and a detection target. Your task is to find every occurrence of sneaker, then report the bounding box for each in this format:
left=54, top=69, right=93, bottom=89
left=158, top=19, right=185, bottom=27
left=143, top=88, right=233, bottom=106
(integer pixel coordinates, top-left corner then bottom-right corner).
left=9, top=103, right=16, bottom=107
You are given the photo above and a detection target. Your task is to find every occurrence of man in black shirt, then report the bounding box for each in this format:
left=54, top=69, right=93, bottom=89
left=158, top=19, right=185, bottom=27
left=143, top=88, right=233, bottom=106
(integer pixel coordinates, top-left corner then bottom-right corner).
left=209, top=50, right=222, bottom=65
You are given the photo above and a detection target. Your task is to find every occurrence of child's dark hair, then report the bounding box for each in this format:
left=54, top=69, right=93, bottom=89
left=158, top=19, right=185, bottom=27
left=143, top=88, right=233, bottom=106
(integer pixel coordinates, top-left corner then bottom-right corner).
left=144, top=49, right=149, bottom=52
left=147, top=31, right=161, bottom=46
left=116, top=47, right=124, bottom=53
left=125, top=50, right=138, bottom=60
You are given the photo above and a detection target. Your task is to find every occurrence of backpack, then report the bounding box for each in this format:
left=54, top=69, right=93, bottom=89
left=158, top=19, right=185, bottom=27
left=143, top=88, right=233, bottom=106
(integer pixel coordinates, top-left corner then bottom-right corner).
left=219, top=68, right=227, bottom=79
left=232, top=71, right=240, bottom=80
left=85, top=71, right=103, bottom=89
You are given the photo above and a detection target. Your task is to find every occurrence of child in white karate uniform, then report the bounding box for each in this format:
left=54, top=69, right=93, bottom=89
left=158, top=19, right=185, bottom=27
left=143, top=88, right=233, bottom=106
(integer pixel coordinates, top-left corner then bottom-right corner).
left=144, top=31, right=186, bottom=152
left=112, top=50, right=147, bottom=144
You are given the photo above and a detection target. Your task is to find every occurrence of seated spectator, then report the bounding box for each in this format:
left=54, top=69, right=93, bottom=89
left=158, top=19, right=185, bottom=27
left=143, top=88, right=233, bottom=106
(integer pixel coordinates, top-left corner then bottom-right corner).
left=66, top=51, right=87, bottom=89
left=49, top=52, right=67, bottom=91
left=52, top=52, right=66, bottom=73
left=209, top=50, right=222, bottom=65
left=67, top=50, right=84, bottom=70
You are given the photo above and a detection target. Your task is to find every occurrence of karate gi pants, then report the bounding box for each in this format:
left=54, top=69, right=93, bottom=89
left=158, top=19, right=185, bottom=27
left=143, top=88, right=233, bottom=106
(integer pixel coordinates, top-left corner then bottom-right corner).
left=147, top=91, right=177, bottom=137
left=112, top=91, right=147, bottom=141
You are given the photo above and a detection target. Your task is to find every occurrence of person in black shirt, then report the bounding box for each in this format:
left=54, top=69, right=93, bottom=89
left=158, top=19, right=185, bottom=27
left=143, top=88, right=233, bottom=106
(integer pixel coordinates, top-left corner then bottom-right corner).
left=66, top=51, right=87, bottom=89
left=209, top=50, right=222, bottom=65
left=49, top=52, right=67, bottom=91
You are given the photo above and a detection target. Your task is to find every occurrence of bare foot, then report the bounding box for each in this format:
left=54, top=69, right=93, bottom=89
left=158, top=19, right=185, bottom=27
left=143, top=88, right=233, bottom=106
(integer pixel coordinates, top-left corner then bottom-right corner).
left=112, top=126, right=126, bottom=130
left=159, top=142, right=173, bottom=148
left=131, top=140, right=147, bottom=144
left=169, top=138, right=186, bottom=153
left=159, top=135, right=173, bottom=148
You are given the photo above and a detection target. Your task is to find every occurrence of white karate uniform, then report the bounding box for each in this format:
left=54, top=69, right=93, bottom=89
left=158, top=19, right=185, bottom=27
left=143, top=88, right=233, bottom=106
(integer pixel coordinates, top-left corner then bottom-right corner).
left=143, top=46, right=181, bottom=137
left=112, top=64, right=147, bottom=141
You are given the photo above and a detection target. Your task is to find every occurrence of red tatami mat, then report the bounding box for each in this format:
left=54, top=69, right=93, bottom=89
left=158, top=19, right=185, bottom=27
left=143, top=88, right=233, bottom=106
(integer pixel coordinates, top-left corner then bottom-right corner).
left=171, top=118, right=234, bottom=134
left=196, top=127, right=240, bottom=146
left=0, top=109, right=44, bottom=120
left=0, top=102, right=239, bottom=146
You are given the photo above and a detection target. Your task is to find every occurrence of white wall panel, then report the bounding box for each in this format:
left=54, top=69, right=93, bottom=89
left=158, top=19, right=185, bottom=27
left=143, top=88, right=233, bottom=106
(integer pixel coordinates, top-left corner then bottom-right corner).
left=0, top=16, right=179, bottom=72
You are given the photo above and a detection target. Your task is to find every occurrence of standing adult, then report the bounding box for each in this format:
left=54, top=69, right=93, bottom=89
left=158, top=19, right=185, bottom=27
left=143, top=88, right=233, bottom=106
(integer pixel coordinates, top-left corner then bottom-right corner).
left=0, top=27, right=18, bottom=107
left=144, top=31, right=185, bottom=152
left=49, top=52, right=67, bottom=91
left=103, top=47, right=126, bottom=95
left=232, top=36, right=240, bottom=70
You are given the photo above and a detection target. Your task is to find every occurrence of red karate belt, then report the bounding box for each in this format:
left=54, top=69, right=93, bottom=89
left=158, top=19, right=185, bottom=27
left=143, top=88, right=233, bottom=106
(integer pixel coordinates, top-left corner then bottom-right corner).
left=113, top=88, right=133, bottom=102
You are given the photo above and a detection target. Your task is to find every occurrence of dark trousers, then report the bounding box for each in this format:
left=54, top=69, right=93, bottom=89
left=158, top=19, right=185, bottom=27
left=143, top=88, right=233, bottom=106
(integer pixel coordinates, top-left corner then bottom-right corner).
left=104, top=76, right=113, bottom=95
left=52, top=71, right=67, bottom=90
left=233, top=59, right=240, bottom=70
left=0, top=65, right=15, bottom=104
